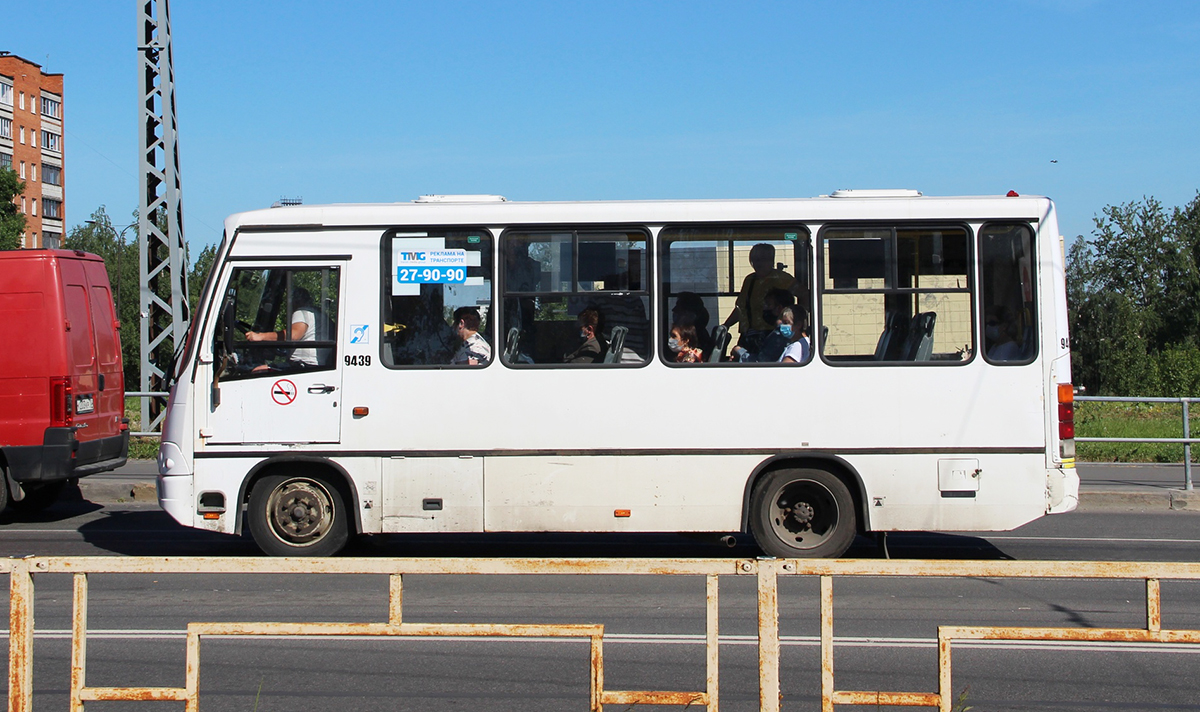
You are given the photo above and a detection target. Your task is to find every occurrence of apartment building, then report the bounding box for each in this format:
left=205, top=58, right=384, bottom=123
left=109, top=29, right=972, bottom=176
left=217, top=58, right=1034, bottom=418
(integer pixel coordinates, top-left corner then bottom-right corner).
left=0, top=52, right=64, bottom=249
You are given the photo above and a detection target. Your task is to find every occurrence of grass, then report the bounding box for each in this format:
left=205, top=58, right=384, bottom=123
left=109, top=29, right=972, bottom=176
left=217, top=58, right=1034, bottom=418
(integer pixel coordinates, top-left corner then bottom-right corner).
left=124, top=403, right=160, bottom=460
left=1076, top=400, right=1200, bottom=463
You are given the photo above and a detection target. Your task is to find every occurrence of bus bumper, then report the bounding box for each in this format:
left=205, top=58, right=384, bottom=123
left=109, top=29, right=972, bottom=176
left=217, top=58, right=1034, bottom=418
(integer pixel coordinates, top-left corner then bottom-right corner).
left=156, top=441, right=194, bottom=527
left=1046, top=467, right=1080, bottom=514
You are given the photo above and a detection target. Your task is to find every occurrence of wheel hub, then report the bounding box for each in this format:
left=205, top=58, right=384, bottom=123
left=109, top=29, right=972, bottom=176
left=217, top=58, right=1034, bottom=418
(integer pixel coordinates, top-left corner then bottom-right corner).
left=268, top=481, right=331, bottom=543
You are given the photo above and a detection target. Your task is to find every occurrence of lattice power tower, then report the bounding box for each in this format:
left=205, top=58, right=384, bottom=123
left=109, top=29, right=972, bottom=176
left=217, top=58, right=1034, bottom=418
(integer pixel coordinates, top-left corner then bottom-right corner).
left=137, top=0, right=189, bottom=432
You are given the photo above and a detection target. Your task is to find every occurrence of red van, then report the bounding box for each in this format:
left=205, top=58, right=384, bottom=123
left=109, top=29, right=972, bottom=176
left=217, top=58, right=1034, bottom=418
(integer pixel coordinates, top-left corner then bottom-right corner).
left=0, top=249, right=129, bottom=512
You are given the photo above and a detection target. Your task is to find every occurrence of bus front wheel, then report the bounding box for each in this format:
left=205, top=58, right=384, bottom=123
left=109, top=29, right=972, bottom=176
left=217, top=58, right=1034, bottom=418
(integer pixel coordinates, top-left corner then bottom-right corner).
left=749, top=468, right=856, bottom=559
left=248, top=473, right=349, bottom=557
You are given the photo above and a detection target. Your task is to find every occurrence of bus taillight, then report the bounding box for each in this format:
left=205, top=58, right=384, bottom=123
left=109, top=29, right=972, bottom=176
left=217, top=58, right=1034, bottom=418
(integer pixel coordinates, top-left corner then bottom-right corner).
left=50, top=377, right=74, bottom=428
left=1058, top=383, right=1075, bottom=459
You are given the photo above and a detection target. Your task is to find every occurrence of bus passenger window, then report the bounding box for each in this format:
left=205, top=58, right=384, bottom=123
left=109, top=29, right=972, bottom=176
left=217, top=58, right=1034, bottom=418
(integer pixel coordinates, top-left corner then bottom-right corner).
left=381, top=229, right=494, bottom=368
left=660, top=226, right=812, bottom=365
left=820, top=226, right=972, bottom=364
left=980, top=223, right=1037, bottom=364
left=501, top=230, right=650, bottom=367
left=215, top=267, right=340, bottom=381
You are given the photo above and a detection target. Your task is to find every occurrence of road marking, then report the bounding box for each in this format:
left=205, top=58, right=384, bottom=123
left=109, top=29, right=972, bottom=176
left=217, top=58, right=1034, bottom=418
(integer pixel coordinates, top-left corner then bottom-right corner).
left=1, top=630, right=1197, bottom=655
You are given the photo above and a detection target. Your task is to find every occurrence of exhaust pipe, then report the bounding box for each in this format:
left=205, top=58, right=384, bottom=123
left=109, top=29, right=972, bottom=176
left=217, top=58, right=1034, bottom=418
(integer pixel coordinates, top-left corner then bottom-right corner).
left=719, top=535, right=737, bottom=548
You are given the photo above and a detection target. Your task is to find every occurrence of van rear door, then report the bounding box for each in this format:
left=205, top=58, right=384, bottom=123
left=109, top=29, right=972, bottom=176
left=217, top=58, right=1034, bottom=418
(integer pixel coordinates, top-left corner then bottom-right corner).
left=58, top=258, right=102, bottom=435
left=83, top=260, right=123, bottom=440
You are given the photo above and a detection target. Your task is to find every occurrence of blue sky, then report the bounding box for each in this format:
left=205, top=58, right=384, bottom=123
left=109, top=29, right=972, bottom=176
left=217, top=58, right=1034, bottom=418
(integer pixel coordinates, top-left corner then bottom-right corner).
left=7, top=1, right=1199, bottom=254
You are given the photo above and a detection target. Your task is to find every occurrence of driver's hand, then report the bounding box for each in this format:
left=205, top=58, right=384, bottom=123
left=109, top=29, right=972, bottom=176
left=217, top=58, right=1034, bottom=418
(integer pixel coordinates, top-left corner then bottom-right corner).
left=246, top=331, right=264, bottom=341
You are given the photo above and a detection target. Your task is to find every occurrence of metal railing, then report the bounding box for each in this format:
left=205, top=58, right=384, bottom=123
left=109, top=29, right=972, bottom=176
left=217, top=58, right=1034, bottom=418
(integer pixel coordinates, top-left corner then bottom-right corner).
left=6, top=556, right=1200, bottom=712
left=123, top=391, right=169, bottom=437
left=1075, top=396, right=1198, bottom=491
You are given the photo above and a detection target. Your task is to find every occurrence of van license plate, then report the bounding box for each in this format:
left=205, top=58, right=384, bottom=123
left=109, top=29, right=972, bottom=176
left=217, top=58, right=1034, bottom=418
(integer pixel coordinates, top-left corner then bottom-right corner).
left=75, top=394, right=94, bottom=414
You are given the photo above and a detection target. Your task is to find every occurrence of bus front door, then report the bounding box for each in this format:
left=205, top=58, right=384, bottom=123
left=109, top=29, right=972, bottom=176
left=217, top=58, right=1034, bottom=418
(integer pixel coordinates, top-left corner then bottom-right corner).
left=206, top=264, right=344, bottom=445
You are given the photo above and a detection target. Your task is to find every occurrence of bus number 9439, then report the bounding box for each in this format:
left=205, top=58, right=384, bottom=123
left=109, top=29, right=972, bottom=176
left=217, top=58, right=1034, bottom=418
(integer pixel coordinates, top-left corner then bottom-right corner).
left=345, top=354, right=371, bottom=367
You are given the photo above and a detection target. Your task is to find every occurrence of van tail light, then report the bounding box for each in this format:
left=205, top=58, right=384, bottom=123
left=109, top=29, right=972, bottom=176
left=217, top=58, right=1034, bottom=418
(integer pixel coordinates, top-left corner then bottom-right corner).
left=1058, top=383, right=1075, bottom=460
left=50, top=377, right=74, bottom=428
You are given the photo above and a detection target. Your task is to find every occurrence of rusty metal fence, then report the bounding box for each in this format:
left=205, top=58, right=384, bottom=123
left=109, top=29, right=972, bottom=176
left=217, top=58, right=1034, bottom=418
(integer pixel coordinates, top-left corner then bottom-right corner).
left=5, top=557, right=1200, bottom=712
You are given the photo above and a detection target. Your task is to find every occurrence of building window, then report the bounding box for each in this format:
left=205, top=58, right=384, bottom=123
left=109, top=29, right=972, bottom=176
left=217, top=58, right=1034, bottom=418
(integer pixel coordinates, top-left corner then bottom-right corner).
left=19, top=126, right=25, bottom=144
left=43, top=198, right=61, bottom=219
left=819, top=224, right=973, bottom=364
left=19, top=161, right=25, bottom=179
left=0, top=117, right=10, bottom=139
left=31, top=198, right=36, bottom=216
left=30, top=131, right=36, bottom=148
left=18, top=92, right=24, bottom=110
left=42, top=163, right=61, bottom=185
left=0, top=153, right=11, bottom=170
left=41, top=131, right=61, bottom=152
left=43, top=231, right=61, bottom=249
left=0, top=82, right=12, bottom=106
left=41, top=96, right=61, bottom=119
left=30, top=164, right=36, bottom=182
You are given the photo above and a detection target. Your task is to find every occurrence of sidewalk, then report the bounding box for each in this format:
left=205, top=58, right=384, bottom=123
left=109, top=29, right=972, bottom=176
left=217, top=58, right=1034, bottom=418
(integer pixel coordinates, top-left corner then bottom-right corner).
left=72, top=460, right=1200, bottom=510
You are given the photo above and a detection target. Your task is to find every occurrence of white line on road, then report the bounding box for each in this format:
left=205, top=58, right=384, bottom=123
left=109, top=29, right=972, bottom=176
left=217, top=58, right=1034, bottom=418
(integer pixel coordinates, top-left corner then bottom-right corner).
left=1, top=630, right=1197, bottom=655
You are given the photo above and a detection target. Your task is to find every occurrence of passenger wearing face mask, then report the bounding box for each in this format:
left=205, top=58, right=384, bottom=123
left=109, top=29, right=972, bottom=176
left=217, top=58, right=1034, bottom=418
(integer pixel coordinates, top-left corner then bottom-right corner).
left=731, top=288, right=795, bottom=363
left=778, top=308, right=810, bottom=364
left=564, top=307, right=608, bottom=364
left=667, top=320, right=704, bottom=363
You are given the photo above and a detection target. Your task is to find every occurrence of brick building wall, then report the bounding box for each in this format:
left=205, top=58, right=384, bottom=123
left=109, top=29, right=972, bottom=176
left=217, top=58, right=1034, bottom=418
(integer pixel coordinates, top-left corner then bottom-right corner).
left=0, top=52, right=64, bottom=249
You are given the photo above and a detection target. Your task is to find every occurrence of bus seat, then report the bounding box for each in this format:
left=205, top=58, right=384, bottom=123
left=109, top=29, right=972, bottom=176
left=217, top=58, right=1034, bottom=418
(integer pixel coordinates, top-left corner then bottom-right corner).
left=603, top=325, right=629, bottom=364
left=874, top=311, right=905, bottom=360
left=902, top=312, right=937, bottom=361
left=503, top=327, right=521, bottom=363
left=709, top=325, right=730, bottom=362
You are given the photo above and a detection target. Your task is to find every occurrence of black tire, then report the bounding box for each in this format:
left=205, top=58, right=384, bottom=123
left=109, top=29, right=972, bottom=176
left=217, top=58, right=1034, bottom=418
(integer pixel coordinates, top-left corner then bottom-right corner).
left=9, top=480, right=66, bottom=513
left=247, top=472, right=349, bottom=557
left=0, top=466, right=10, bottom=513
left=749, top=468, right=857, bottom=559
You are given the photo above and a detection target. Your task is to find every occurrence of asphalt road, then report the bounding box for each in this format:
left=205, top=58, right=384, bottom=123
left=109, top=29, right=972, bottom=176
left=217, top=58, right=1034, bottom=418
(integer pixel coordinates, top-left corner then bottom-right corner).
left=0, top=496, right=1198, bottom=711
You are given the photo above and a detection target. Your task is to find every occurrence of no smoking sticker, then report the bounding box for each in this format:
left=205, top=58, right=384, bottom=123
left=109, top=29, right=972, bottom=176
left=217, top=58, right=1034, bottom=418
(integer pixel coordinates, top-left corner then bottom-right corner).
left=271, top=379, right=297, bottom=405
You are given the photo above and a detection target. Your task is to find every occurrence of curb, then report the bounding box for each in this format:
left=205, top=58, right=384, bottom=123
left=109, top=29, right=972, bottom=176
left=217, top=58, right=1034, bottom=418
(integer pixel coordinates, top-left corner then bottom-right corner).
left=1078, top=489, right=1198, bottom=511
left=72, top=482, right=157, bottom=504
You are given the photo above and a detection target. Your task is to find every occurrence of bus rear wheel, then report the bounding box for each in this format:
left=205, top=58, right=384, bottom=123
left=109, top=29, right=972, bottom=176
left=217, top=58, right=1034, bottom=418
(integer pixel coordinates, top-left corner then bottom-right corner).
left=749, top=468, right=856, bottom=559
left=248, top=473, right=349, bottom=557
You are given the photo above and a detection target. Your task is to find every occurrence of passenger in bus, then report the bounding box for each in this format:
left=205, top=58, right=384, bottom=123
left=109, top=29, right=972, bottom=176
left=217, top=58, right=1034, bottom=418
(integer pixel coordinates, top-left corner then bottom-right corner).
left=667, top=317, right=705, bottom=363
left=564, top=307, right=608, bottom=364
left=779, top=308, right=811, bottom=364
left=670, top=292, right=714, bottom=356
left=732, top=288, right=795, bottom=362
left=986, top=306, right=1024, bottom=361
left=245, top=287, right=321, bottom=367
left=450, top=306, right=492, bottom=366
left=722, top=243, right=797, bottom=353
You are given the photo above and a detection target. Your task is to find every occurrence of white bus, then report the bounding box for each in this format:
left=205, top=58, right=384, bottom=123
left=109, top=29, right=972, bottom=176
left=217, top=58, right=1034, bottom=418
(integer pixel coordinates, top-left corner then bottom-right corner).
left=157, top=190, right=1079, bottom=557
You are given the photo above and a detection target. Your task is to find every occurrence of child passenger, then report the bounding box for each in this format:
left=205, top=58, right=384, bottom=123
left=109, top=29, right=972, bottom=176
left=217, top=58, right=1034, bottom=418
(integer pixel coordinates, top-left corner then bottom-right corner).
left=668, top=322, right=705, bottom=363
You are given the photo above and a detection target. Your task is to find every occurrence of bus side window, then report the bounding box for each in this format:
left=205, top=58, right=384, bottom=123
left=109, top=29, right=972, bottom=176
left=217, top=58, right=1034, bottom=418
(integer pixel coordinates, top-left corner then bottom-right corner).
left=820, top=226, right=972, bottom=364
left=501, top=230, right=650, bottom=367
left=660, top=226, right=812, bottom=365
left=380, top=229, right=494, bottom=369
left=980, top=223, right=1037, bottom=364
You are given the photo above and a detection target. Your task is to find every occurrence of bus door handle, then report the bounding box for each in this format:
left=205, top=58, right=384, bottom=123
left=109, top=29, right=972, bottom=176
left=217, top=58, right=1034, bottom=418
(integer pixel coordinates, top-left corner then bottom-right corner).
left=308, top=384, right=337, bottom=394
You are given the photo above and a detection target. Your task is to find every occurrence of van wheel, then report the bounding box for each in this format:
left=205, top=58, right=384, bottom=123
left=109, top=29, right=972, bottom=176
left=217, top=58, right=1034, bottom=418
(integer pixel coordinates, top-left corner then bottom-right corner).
left=9, top=481, right=66, bottom=513
left=0, top=467, right=9, bottom=512
left=248, top=473, right=349, bottom=557
left=749, top=468, right=856, bottom=559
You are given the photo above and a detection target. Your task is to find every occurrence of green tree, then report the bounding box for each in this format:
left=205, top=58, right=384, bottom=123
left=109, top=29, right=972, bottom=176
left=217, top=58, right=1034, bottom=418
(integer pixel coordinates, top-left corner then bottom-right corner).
left=0, top=168, right=27, bottom=250
left=1067, top=193, right=1200, bottom=395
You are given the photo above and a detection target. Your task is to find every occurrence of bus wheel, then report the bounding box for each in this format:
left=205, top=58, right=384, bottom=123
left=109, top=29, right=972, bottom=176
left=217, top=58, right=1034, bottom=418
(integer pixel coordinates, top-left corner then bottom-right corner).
left=248, top=473, right=349, bottom=557
left=9, top=481, right=66, bottom=514
left=749, top=468, right=856, bottom=559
